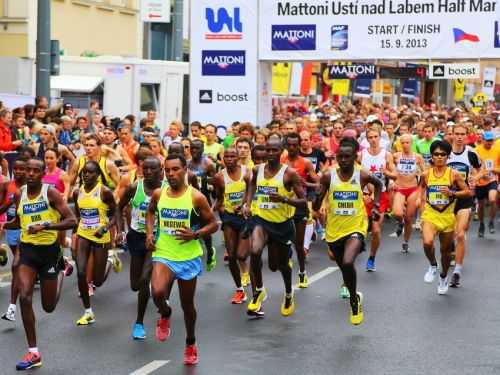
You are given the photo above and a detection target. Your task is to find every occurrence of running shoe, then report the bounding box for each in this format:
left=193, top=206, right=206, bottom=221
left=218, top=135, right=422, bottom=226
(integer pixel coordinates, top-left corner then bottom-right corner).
left=206, top=247, right=217, bottom=272
left=16, top=351, right=42, bottom=371
left=414, top=219, right=421, bottom=231
left=449, top=273, right=461, bottom=288
left=1, top=306, right=15, bottom=322
left=489, top=222, right=496, bottom=234
left=76, top=311, right=96, bottom=326
left=424, top=266, right=438, bottom=283
left=231, top=289, right=247, bottom=304
left=156, top=317, right=171, bottom=342
left=247, top=288, right=267, bottom=313
left=366, top=258, right=376, bottom=272
left=280, top=293, right=295, bottom=317
left=478, top=223, right=485, bottom=238
left=339, top=284, right=350, bottom=299
left=401, top=242, right=409, bottom=254
left=240, top=272, right=250, bottom=287
left=350, top=292, right=363, bottom=326
left=63, top=257, right=74, bottom=277
left=246, top=307, right=265, bottom=319
left=437, top=276, right=449, bottom=295
left=184, top=344, right=199, bottom=365
left=0, top=244, right=8, bottom=266
left=108, top=251, right=122, bottom=273
left=296, top=272, right=309, bottom=289
left=132, top=323, right=146, bottom=340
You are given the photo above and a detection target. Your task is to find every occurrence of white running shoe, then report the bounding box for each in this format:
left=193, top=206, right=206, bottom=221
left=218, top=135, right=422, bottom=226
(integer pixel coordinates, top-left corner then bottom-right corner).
left=1, top=307, right=16, bottom=322
left=437, top=276, right=449, bottom=295
left=424, top=266, right=438, bottom=283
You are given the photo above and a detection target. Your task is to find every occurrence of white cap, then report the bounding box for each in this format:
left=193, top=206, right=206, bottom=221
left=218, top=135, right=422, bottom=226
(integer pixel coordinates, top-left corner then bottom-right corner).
left=329, top=114, right=340, bottom=121
left=446, top=121, right=455, bottom=126
left=366, top=114, right=378, bottom=123
left=309, top=113, right=318, bottom=122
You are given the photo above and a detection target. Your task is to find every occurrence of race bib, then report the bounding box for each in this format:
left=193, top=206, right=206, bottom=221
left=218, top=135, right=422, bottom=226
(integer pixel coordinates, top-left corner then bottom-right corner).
left=80, top=208, right=101, bottom=230
left=398, top=158, right=417, bottom=175
left=428, top=186, right=449, bottom=206
left=160, top=208, right=189, bottom=236
left=333, top=191, right=358, bottom=216
left=257, top=186, right=279, bottom=210
left=227, top=191, right=244, bottom=207
left=485, top=159, right=495, bottom=179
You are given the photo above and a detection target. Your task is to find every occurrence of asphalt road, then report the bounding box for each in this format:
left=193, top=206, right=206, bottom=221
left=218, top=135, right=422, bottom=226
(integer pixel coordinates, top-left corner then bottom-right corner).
left=1, top=220, right=500, bottom=375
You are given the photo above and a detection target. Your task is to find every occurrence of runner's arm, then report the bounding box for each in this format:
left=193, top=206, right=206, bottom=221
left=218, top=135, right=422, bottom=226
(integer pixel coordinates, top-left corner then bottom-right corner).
left=0, top=181, right=9, bottom=215
left=46, top=188, right=77, bottom=231
left=243, top=166, right=258, bottom=217
left=61, top=171, right=71, bottom=202
left=95, top=187, right=118, bottom=237
left=3, top=191, right=20, bottom=229
left=304, top=158, right=320, bottom=188
left=213, top=172, right=225, bottom=215
left=187, top=171, right=200, bottom=190
left=117, top=184, right=136, bottom=233
left=383, top=152, right=398, bottom=180
left=451, top=170, right=472, bottom=199
left=312, top=172, right=330, bottom=212
left=275, top=169, right=306, bottom=209
left=145, top=188, right=161, bottom=251
left=361, top=170, right=382, bottom=209
left=61, top=145, right=76, bottom=172
left=105, top=159, right=121, bottom=188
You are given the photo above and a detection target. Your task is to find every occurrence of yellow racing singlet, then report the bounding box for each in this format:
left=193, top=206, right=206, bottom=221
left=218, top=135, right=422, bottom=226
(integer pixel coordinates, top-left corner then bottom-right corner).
left=326, top=168, right=367, bottom=243
left=421, top=167, right=456, bottom=233
left=223, top=167, right=246, bottom=215
left=18, top=184, right=60, bottom=245
left=255, top=164, right=293, bottom=223
left=76, top=183, right=110, bottom=243
left=78, top=156, right=115, bottom=189
left=154, top=185, right=203, bottom=261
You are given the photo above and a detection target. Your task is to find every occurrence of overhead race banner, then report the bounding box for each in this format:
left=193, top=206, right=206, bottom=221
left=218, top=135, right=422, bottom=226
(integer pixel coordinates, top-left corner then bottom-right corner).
left=428, top=63, right=481, bottom=79
left=190, top=1, right=259, bottom=126
left=259, top=0, right=500, bottom=60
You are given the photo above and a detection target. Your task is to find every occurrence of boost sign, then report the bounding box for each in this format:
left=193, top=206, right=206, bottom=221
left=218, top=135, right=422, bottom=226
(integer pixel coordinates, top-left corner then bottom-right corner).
left=429, top=63, right=481, bottom=79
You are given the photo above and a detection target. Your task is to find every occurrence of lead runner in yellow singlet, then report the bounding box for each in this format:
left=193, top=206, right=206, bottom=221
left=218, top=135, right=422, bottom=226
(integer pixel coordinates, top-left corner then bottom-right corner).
left=420, top=140, right=471, bottom=295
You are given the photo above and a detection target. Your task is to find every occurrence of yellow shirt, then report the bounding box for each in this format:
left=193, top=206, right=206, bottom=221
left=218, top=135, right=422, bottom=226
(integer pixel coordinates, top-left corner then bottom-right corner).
left=222, top=167, right=246, bottom=215
left=255, top=164, right=293, bottom=223
left=475, top=145, right=500, bottom=186
left=76, top=183, right=110, bottom=244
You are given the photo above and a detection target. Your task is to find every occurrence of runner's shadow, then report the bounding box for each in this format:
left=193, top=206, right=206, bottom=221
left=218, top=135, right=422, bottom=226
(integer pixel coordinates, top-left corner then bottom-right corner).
left=1, top=327, right=15, bottom=333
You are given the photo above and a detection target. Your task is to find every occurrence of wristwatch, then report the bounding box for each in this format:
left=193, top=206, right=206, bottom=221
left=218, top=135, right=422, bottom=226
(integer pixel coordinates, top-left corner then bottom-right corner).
left=283, top=197, right=289, bottom=204
left=43, top=222, right=50, bottom=229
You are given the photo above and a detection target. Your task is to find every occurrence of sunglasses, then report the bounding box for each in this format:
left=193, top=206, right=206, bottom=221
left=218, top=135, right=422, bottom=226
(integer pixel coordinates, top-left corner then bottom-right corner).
left=184, top=146, right=190, bottom=149
left=432, top=152, right=448, bottom=157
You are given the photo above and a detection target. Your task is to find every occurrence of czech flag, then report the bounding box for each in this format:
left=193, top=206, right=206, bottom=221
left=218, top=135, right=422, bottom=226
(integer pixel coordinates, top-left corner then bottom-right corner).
left=453, top=28, right=480, bottom=43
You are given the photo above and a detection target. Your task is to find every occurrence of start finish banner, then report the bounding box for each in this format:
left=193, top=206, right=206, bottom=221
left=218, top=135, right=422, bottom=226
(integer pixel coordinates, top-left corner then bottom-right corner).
left=259, top=0, right=500, bottom=60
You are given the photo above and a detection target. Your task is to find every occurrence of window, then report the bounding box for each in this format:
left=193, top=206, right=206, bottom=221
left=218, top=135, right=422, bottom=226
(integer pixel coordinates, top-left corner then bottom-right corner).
left=140, top=83, right=160, bottom=112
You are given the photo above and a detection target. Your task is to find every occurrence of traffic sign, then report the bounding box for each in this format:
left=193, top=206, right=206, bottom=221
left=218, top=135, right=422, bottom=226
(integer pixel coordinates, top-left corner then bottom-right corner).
left=141, top=0, right=171, bottom=23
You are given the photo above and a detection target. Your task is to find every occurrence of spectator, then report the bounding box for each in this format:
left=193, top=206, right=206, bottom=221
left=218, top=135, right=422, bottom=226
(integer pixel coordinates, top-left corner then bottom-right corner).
left=0, top=109, right=22, bottom=152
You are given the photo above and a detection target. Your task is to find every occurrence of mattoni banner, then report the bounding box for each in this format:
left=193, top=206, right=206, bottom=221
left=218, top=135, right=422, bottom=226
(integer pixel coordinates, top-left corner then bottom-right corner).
left=259, top=0, right=500, bottom=60
left=190, top=1, right=259, bottom=127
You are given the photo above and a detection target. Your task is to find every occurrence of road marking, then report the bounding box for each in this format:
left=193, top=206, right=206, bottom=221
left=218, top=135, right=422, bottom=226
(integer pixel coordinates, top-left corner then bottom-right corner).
left=293, top=266, right=339, bottom=291
left=130, top=360, right=170, bottom=375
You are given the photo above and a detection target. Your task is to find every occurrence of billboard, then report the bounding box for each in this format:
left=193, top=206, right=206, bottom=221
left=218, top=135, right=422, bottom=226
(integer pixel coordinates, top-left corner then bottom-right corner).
left=428, top=63, right=481, bottom=79
left=259, top=0, right=500, bottom=60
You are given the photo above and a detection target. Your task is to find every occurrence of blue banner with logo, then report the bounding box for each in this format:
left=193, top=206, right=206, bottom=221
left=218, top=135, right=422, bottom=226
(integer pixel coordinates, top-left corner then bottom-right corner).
left=353, top=79, right=372, bottom=97
left=271, top=25, right=316, bottom=51
left=401, top=79, right=419, bottom=98
left=328, top=64, right=376, bottom=80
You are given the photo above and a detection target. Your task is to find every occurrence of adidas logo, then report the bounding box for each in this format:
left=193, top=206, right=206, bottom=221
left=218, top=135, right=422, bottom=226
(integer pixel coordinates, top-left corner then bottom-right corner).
left=199, top=90, right=213, bottom=104
left=433, top=65, right=445, bottom=77
left=47, top=267, right=56, bottom=274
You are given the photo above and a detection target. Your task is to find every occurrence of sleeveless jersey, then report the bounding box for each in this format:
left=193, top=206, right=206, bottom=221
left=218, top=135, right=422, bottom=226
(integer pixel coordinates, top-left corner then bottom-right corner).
left=255, top=164, right=293, bottom=223
left=326, top=168, right=368, bottom=243
left=396, top=153, right=418, bottom=176
left=78, top=156, right=115, bottom=189
left=361, top=148, right=387, bottom=192
left=18, top=184, right=60, bottom=245
left=189, top=158, right=211, bottom=194
left=42, top=168, right=65, bottom=193
left=6, top=180, right=18, bottom=221
left=76, top=183, right=110, bottom=243
left=154, top=185, right=203, bottom=261
left=424, top=167, right=456, bottom=214
left=447, top=146, right=478, bottom=184
left=223, top=167, right=246, bottom=215
left=130, top=179, right=168, bottom=233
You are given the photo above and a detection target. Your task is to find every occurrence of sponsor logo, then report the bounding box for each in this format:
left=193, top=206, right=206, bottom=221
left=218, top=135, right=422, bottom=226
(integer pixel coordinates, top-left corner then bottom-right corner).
left=331, top=25, right=348, bottom=51
left=495, top=21, right=500, bottom=48
left=199, top=90, right=213, bottom=104
left=205, top=7, right=242, bottom=40
left=23, top=202, right=49, bottom=215
left=228, top=192, right=244, bottom=200
left=47, top=267, right=56, bottom=274
left=432, top=65, right=445, bottom=77
left=271, top=25, right=316, bottom=51
left=453, top=28, right=480, bottom=43
left=80, top=208, right=99, bottom=218
left=328, top=64, right=376, bottom=80
left=256, top=186, right=278, bottom=195
left=333, top=191, right=358, bottom=201
left=202, top=50, right=245, bottom=76
left=160, top=208, right=189, bottom=220
left=430, top=63, right=480, bottom=79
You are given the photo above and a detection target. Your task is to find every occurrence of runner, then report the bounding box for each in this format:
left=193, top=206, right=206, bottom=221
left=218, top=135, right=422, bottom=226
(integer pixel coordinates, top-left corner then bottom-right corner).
left=118, top=156, right=163, bottom=339
left=392, top=134, right=425, bottom=253
left=72, top=160, right=119, bottom=326
left=236, top=137, right=254, bottom=170
left=243, top=137, right=307, bottom=317
left=282, top=132, right=319, bottom=288
left=146, top=154, right=218, bottom=365
left=31, top=124, right=76, bottom=171
left=360, top=126, right=396, bottom=271
left=0, top=156, right=28, bottom=322
left=213, top=147, right=251, bottom=303
left=420, top=140, right=471, bottom=295
left=474, top=131, right=500, bottom=237
left=313, top=137, right=382, bottom=325
left=188, top=139, right=217, bottom=271
left=4, top=158, right=76, bottom=371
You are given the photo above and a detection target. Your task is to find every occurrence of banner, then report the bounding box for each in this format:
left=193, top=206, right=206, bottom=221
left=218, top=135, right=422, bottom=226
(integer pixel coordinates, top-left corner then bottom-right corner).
left=272, top=63, right=292, bottom=95
left=454, top=79, right=465, bottom=101
left=428, top=63, right=481, bottom=79
left=328, top=63, right=376, bottom=79
left=401, top=79, right=419, bottom=98
left=353, top=79, right=372, bottom=98
left=190, top=1, right=259, bottom=127
left=482, top=66, right=497, bottom=99
left=259, top=0, right=500, bottom=60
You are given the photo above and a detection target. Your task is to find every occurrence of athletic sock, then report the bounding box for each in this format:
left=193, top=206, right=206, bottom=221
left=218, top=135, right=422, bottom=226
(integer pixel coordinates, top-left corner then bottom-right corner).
left=440, top=273, right=447, bottom=279
left=85, top=308, right=93, bottom=315
left=186, top=337, right=196, bottom=346
left=236, top=287, right=244, bottom=291
left=454, top=264, right=463, bottom=275
left=28, top=347, right=39, bottom=354
left=430, top=262, right=438, bottom=268
left=8, top=303, right=16, bottom=312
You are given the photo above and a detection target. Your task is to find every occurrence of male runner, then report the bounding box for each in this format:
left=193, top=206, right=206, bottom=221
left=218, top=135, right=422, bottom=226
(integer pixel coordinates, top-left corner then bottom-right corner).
left=236, top=137, right=254, bottom=170
left=4, top=158, right=77, bottom=370
left=313, top=137, right=382, bottom=325
left=73, top=161, right=118, bottom=325
left=360, top=127, right=396, bottom=271
left=213, top=147, right=251, bottom=303
left=188, top=139, right=217, bottom=271
left=447, top=124, right=481, bottom=287
left=420, top=140, right=470, bottom=295
left=118, top=156, right=163, bottom=339
left=244, top=137, right=307, bottom=317
left=392, top=134, right=425, bottom=253
left=146, top=155, right=218, bottom=365
left=282, top=132, right=319, bottom=287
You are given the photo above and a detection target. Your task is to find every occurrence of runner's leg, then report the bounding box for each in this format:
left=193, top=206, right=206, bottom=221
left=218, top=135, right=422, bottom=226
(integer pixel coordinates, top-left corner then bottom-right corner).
left=178, top=277, right=198, bottom=345
left=17, top=265, right=38, bottom=348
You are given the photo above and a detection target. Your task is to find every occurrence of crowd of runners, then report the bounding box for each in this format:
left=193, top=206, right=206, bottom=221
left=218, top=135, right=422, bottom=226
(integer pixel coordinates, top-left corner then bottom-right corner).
left=0, top=97, right=499, bottom=370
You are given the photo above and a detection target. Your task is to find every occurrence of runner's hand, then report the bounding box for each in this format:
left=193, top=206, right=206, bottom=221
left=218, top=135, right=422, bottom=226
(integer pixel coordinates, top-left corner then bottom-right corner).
left=269, top=192, right=285, bottom=203
left=146, top=234, right=155, bottom=251
left=175, top=227, right=198, bottom=244
left=115, top=231, right=126, bottom=246
left=371, top=208, right=381, bottom=222
left=94, top=227, right=106, bottom=239
left=28, top=224, right=45, bottom=234
left=438, top=186, right=453, bottom=197
left=242, top=203, right=251, bottom=218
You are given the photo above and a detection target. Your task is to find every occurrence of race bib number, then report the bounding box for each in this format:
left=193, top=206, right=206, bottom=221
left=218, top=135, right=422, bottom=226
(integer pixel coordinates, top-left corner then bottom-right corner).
left=398, top=158, right=416, bottom=175
left=428, top=186, right=449, bottom=206
left=485, top=159, right=495, bottom=179
left=256, top=186, right=279, bottom=209
left=333, top=191, right=358, bottom=216
left=160, top=208, right=188, bottom=236
left=259, top=202, right=279, bottom=210
left=80, top=208, right=100, bottom=230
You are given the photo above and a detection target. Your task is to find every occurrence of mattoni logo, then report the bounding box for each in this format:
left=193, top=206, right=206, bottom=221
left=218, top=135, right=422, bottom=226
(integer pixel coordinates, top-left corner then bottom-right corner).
left=199, top=90, right=213, bottom=104
left=331, top=25, right=348, bottom=51
left=272, top=25, right=316, bottom=51
left=495, top=21, right=500, bottom=48
left=433, top=65, right=445, bottom=77
left=202, top=50, right=246, bottom=76
left=205, top=7, right=242, bottom=40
